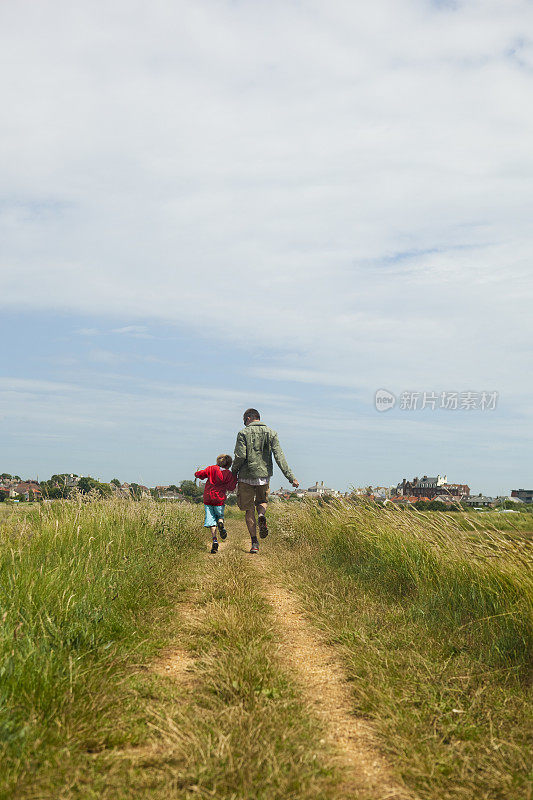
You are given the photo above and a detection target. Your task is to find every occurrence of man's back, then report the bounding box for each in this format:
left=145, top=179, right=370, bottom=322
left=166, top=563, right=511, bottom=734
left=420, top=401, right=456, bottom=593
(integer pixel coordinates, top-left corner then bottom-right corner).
left=232, top=420, right=295, bottom=483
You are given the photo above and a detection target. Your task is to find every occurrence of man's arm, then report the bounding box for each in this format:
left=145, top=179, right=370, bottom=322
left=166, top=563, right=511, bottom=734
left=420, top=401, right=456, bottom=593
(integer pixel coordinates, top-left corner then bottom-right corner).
left=271, top=432, right=296, bottom=484
left=232, top=431, right=247, bottom=475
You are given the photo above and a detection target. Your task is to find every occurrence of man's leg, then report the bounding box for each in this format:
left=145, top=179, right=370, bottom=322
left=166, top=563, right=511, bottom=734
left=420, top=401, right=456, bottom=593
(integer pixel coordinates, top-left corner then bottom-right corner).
left=237, top=483, right=260, bottom=552
left=245, top=508, right=257, bottom=537
left=257, top=486, right=269, bottom=538
left=245, top=509, right=260, bottom=553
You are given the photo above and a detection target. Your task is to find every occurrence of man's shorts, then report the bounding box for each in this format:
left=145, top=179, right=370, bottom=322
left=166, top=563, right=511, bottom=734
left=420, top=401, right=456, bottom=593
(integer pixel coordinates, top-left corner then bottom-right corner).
left=237, top=482, right=269, bottom=511
left=203, top=504, right=225, bottom=527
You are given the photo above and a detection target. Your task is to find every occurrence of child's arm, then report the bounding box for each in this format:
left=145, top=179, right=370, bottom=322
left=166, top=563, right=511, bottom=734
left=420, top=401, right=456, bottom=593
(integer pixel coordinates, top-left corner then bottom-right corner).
left=194, top=468, right=209, bottom=481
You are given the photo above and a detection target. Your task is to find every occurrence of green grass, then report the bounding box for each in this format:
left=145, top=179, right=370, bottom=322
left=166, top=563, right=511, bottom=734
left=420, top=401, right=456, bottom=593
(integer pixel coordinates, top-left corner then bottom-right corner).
left=269, top=500, right=533, bottom=800
left=4, top=497, right=531, bottom=799
left=112, top=543, right=341, bottom=800
left=0, top=498, right=203, bottom=798
left=443, top=508, right=533, bottom=536
left=278, top=500, right=532, bottom=670
left=2, top=504, right=344, bottom=799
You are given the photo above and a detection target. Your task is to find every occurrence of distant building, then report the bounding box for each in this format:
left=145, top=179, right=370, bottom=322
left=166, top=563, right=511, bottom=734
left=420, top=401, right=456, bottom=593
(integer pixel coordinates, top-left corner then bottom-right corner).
left=13, top=481, right=42, bottom=501
left=306, top=481, right=340, bottom=497
left=462, top=494, right=495, bottom=507
left=396, top=475, right=469, bottom=499
left=442, top=483, right=470, bottom=498
left=495, top=495, right=523, bottom=505
left=390, top=495, right=431, bottom=505
left=269, top=488, right=291, bottom=501
left=433, top=495, right=458, bottom=504
left=511, top=489, right=533, bottom=504
left=373, top=486, right=394, bottom=499
left=62, top=474, right=79, bottom=488
left=113, top=483, right=133, bottom=499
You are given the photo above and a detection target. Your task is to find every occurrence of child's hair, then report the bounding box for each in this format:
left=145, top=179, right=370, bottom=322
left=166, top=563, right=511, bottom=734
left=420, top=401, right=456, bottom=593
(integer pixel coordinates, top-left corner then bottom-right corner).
left=216, top=454, right=233, bottom=469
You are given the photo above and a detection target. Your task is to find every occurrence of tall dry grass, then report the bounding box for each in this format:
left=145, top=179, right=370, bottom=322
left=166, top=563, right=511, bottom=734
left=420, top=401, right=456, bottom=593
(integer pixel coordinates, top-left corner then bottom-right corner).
left=273, top=499, right=533, bottom=672
left=0, top=497, right=201, bottom=796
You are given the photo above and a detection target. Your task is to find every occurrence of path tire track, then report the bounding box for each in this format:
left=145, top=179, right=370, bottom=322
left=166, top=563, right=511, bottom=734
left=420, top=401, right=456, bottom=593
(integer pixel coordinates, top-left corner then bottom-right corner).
left=246, top=526, right=415, bottom=800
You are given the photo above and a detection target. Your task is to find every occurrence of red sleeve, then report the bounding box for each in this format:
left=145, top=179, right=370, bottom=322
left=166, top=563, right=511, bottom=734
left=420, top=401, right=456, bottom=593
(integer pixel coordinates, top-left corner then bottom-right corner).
left=206, top=465, right=225, bottom=485
left=194, top=468, right=209, bottom=480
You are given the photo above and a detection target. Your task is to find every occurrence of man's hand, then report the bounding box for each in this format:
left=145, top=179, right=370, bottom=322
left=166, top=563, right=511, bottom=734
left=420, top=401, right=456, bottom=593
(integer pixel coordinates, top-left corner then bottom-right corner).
left=292, top=479, right=299, bottom=488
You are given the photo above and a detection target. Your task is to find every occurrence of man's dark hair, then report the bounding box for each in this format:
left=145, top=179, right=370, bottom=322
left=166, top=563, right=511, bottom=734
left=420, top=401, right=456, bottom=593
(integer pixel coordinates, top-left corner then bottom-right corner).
left=243, top=408, right=260, bottom=423
left=216, top=454, right=233, bottom=469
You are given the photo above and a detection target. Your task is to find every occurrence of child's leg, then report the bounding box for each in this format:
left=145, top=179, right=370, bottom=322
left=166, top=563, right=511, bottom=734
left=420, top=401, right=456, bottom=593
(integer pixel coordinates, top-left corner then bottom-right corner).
left=210, top=526, right=218, bottom=553
left=216, top=506, right=227, bottom=539
left=204, top=506, right=219, bottom=552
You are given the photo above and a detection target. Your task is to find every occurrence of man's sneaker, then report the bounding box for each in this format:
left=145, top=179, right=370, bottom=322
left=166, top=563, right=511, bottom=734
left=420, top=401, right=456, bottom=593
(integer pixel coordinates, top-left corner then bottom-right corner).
left=210, top=540, right=219, bottom=554
left=217, top=519, right=227, bottom=540
left=250, top=538, right=259, bottom=554
left=258, top=515, right=268, bottom=539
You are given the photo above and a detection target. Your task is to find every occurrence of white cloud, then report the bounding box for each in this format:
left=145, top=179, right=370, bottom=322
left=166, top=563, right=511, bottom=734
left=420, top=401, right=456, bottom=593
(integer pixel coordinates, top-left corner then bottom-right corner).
left=111, top=325, right=153, bottom=338
left=0, top=375, right=294, bottom=430
left=75, top=327, right=100, bottom=336
left=0, top=0, right=532, bottom=404
left=89, top=348, right=119, bottom=365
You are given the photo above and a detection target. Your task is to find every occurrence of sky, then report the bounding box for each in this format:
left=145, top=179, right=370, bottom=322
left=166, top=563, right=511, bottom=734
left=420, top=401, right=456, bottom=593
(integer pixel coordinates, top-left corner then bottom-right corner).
left=1, top=0, right=532, bottom=496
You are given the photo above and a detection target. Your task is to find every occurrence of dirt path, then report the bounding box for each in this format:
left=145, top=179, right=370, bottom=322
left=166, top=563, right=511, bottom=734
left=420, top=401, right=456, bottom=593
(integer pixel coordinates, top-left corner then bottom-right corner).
left=240, top=519, right=414, bottom=800
left=119, top=518, right=412, bottom=798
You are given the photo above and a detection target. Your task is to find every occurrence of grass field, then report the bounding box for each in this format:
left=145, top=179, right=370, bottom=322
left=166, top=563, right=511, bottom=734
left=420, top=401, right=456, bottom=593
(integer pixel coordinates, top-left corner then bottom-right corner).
left=0, top=498, right=203, bottom=798
left=1, top=498, right=531, bottom=799
left=269, top=500, right=532, bottom=800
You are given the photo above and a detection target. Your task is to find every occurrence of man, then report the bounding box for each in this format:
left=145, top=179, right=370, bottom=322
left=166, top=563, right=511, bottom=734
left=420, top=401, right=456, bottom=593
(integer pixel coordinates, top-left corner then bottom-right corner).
left=232, top=408, right=299, bottom=553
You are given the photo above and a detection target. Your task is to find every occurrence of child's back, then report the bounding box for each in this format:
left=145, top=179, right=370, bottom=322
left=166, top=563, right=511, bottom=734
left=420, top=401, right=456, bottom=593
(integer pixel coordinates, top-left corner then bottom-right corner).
left=195, top=464, right=236, bottom=505
left=195, top=455, right=237, bottom=554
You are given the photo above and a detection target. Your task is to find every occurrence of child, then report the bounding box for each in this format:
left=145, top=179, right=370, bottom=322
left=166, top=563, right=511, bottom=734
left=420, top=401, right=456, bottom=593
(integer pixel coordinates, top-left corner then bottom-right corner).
left=194, top=455, right=237, bottom=553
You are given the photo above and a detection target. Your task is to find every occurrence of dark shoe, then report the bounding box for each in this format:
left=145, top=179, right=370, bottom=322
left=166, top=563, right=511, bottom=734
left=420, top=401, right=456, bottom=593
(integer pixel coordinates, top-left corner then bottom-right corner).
left=217, top=519, right=227, bottom=540
left=258, top=515, right=268, bottom=539
left=250, top=538, right=259, bottom=554
left=210, top=540, right=219, bottom=554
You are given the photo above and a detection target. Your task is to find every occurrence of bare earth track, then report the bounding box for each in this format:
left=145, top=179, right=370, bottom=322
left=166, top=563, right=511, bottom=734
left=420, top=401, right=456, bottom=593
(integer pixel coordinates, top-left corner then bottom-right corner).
left=129, top=519, right=414, bottom=799
left=260, top=580, right=411, bottom=799
left=243, top=521, right=415, bottom=800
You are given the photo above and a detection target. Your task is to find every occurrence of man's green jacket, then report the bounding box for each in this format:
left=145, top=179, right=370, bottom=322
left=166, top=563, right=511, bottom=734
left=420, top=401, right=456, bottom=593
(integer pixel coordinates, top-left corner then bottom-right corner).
left=232, top=421, right=295, bottom=483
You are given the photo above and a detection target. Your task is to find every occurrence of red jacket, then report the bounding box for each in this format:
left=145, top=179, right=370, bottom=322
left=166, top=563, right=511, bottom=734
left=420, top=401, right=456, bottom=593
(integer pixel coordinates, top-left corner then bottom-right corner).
left=194, top=465, right=237, bottom=505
